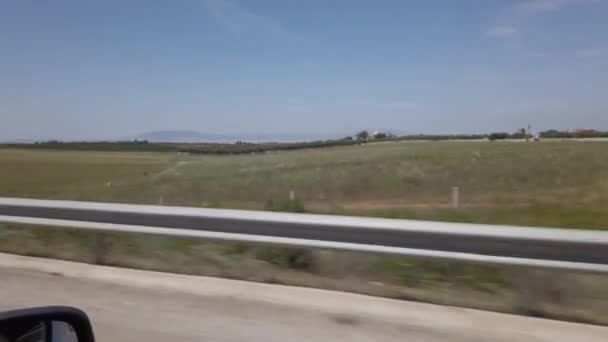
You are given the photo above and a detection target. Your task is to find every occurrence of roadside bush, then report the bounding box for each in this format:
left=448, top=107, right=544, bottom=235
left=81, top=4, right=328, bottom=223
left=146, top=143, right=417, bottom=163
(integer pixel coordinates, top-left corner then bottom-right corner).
left=489, top=132, right=509, bottom=141
left=256, top=198, right=313, bottom=271
left=369, top=257, right=506, bottom=290
left=254, top=247, right=316, bottom=271
left=264, top=198, right=306, bottom=213
left=220, top=242, right=252, bottom=255
left=503, top=268, right=589, bottom=320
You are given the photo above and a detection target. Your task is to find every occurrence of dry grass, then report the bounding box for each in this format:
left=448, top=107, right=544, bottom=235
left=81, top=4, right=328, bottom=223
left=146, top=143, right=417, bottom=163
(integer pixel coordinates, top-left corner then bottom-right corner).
left=0, top=223, right=607, bottom=325
left=2, top=141, right=608, bottom=214
left=1, top=142, right=608, bottom=324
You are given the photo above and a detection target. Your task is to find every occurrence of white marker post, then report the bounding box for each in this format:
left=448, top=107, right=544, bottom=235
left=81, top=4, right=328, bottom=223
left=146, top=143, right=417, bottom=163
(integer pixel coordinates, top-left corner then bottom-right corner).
left=451, top=186, right=460, bottom=209
left=289, top=190, right=296, bottom=201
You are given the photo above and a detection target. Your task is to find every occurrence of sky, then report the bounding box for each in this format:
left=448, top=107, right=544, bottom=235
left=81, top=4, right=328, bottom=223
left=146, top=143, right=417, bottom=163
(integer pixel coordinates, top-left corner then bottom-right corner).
left=1, top=0, right=608, bottom=140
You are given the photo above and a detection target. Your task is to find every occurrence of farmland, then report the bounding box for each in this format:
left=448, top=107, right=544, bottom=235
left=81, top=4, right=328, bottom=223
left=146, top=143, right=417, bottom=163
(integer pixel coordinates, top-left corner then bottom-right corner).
left=1, top=140, right=608, bottom=324
left=1, top=140, right=608, bottom=228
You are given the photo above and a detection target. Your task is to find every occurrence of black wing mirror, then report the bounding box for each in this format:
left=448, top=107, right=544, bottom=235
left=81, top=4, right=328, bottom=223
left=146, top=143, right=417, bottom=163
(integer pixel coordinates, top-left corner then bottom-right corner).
left=0, top=307, right=94, bottom=342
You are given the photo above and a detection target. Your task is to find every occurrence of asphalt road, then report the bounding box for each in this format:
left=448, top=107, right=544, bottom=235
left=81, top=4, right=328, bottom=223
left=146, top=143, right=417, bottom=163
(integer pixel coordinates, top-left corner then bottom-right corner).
left=0, top=253, right=607, bottom=342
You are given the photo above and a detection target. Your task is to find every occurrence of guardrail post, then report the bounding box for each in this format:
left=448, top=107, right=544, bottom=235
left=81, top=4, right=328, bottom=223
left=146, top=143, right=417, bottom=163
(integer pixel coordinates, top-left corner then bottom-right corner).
left=93, top=233, right=109, bottom=265
left=451, top=186, right=460, bottom=209
left=289, top=190, right=295, bottom=201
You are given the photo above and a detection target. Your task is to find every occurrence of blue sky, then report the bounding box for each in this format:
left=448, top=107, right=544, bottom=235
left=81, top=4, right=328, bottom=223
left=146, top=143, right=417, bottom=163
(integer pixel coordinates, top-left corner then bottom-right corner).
left=1, top=0, right=607, bottom=140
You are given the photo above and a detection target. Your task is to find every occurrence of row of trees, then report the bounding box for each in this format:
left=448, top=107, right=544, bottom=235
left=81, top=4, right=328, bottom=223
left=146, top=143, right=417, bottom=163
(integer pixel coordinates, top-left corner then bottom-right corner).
left=2, top=140, right=174, bottom=152
left=351, top=131, right=391, bottom=140
left=487, top=129, right=608, bottom=140
left=180, top=139, right=363, bottom=155
left=351, top=131, right=488, bottom=141
left=539, top=129, right=608, bottom=138
left=4, top=129, right=608, bottom=154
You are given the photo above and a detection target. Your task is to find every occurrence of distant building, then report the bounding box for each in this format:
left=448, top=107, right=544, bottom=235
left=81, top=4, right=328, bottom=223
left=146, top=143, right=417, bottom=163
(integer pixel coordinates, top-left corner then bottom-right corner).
left=568, top=128, right=596, bottom=134
left=354, top=130, right=389, bottom=141
left=367, top=131, right=380, bottom=141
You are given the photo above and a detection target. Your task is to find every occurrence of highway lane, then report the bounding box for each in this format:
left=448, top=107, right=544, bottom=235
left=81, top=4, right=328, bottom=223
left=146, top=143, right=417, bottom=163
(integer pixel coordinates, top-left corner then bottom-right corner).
left=1, top=254, right=607, bottom=341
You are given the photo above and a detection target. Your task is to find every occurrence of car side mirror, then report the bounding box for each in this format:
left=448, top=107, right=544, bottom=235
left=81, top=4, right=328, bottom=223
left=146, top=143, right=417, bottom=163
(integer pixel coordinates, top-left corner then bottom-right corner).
left=0, top=307, right=94, bottom=342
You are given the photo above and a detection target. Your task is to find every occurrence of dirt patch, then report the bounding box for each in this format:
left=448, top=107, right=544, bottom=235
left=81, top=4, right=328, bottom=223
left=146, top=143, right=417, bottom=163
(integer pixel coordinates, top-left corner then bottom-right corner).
left=305, top=199, right=529, bottom=211
left=330, top=314, right=361, bottom=326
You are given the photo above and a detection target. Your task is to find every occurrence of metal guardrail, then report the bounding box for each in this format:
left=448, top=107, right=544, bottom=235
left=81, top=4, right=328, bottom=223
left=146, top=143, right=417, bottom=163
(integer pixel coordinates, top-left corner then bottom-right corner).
left=0, top=197, right=607, bottom=273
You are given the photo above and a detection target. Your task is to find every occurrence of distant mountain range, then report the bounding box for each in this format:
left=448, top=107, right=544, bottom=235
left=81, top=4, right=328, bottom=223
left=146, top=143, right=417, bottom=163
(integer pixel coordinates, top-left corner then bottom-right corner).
left=132, top=130, right=235, bottom=143
left=131, top=130, right=348, bottom=143
left=0, top=138, right=38, bottom=144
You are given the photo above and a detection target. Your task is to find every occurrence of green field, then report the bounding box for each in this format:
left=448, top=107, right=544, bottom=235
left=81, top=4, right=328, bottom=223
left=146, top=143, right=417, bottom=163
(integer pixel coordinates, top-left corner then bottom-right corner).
left=2, top=140, right=608, bottom=228
left=1, top=141, right=608, bottom=324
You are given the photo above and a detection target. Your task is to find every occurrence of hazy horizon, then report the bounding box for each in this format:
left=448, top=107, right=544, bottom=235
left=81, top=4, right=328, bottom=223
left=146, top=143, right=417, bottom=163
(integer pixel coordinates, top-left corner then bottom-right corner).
left=2, top=0, right=608, bottom=141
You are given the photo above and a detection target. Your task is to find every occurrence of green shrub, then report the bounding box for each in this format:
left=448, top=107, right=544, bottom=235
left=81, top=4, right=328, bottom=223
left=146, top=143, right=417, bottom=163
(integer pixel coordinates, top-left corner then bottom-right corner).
left=220, top=242, right=252, bottom=255
left=254, top=246, right=316, bottom=271
left=264, top=198, right=306, bottom=213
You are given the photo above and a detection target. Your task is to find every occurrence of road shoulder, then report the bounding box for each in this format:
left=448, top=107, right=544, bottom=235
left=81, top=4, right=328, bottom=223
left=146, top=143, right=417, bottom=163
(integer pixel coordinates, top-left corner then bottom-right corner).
left=0, top=252, right=606, bottom=342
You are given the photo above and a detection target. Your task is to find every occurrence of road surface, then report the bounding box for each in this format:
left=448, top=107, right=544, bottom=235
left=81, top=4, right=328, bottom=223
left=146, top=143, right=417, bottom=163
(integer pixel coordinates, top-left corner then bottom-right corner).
left=0, top=253, right=606, bottom=342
